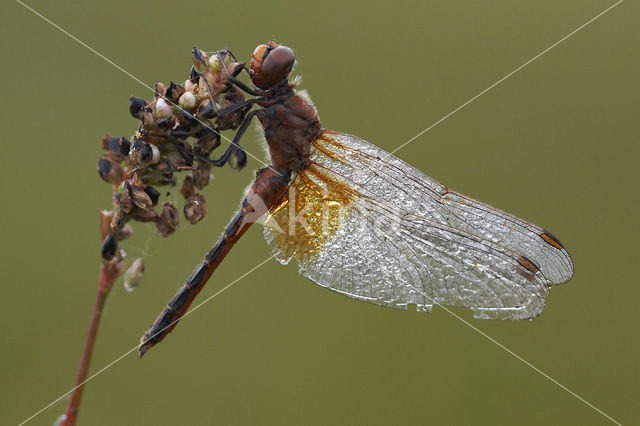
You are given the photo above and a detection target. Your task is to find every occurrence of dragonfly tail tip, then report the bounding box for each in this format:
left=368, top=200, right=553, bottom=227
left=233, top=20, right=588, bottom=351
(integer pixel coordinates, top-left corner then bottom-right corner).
left=138, top=342, right=152, bottom=358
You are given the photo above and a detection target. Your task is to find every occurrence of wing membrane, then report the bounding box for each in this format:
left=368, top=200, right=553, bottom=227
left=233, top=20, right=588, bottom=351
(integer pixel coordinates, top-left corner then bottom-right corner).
left=263, top=131, right=573, bottom=319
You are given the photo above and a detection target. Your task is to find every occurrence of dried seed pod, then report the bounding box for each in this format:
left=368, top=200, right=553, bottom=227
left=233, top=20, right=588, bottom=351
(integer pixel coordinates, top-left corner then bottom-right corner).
left=124, top=258, right=145, bottom=292
left=156, top=159, right=174, bottom=179
left=182, top=110, right=199, bottom=126
left=194, top=129, right=220, bottom=154
left=120, top=137, right=131, bottom=156
left=130, top=207, right=158, bottom=223
left=184, top=194, right=207, bottom=224
left=140, top=107, right=155, bottom=130
left=164, top=81, right=185, bottom=103
left=170, top=126, right=192, bottom=140
left=129, top=97, right=147, bottom=119
left=129, top=138, right=160, bottom=166
left=101, top=135, right=124, bottom=160
left=97, top=158, right=123, bottom=184
left=143, top=185, right=161, bottom=206
left=156, top=114, right=176, bottom=129
left=215, top=87, right=248, bottom=130
left=141, top=168, right=176, bottom=186
left=101, top=233, right=117, bottom=260
left=165, top=150, right=188, bottom=170
left=111, top=204, right=126, bottom=232
left=180, top=175, right=196, bottom=199
left=193, top=163, right=211, bottom=189
left=156, top=202, right=179, bottom=237
left=132, top=187, right=153, bottom=210
left=100, top=210, right=113, bottom=239
left=120, top=182, right=134, bottom=213
left=197, top=99, right=215, bottom=119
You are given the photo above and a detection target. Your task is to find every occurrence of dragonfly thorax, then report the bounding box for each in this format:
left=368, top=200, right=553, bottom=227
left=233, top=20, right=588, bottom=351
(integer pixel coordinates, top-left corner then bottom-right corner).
left=256, top=88, right=322, bottom=172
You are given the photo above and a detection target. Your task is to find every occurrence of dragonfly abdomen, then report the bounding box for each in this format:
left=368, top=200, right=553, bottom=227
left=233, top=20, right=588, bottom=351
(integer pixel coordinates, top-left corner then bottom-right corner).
left=139, top=167, right=291, bottom=356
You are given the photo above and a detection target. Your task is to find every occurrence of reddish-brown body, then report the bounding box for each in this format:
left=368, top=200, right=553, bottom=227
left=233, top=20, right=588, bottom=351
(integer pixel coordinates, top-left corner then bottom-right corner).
left=256, top=86, right=322, bottom=171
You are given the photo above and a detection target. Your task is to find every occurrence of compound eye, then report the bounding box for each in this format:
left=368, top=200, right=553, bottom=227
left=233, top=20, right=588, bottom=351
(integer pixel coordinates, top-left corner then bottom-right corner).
left=260, top=46, right=295, bottom=83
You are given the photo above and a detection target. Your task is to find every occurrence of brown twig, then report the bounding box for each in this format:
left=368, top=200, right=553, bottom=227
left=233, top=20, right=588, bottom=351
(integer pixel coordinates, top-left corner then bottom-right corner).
left=60, top=211, right=121, bottom=426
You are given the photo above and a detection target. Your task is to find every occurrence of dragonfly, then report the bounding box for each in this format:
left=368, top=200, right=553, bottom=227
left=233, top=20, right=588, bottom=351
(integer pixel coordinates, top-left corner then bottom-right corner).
left=139, top=41, right=574, bottom=356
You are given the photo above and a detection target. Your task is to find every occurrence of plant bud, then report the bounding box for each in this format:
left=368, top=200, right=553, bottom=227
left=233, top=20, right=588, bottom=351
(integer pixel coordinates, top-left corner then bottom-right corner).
left=124, top=258, right=145, bottom=292
left=228, top=147, right=247, bottom=171
left=184, top=79, right=196, bottom=92
left=156, top=202, right=179, bottom=237
left=192, top=47, right=209, bottom=73
left=179, top=92, right=197, bottom=109
left=155, top=98, right=171, bottom=118
left=154, top=81, right=166, bottom=99
left=184, top=194, right=207, bottom=224
left=129, top=97, right=147, bottom=119
left=208, top=55, right=221, bottom=71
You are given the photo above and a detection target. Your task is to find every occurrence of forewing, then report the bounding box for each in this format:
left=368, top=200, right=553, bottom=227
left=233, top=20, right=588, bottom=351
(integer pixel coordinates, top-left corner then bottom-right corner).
left=263, top=131, right=573, bottom=319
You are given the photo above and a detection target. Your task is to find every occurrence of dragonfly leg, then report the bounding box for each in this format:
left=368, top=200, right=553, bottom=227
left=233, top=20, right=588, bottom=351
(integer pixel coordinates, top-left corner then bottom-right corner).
left=139, top=166, right=291, bottom=356
left=207, top=110, right=258, bottom=167
left=229, top=76, right=264, bottom=96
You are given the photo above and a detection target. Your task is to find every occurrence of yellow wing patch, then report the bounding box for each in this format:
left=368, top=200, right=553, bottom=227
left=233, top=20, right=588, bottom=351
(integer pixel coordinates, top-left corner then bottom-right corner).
left=264, top=135, right=358, bottom=263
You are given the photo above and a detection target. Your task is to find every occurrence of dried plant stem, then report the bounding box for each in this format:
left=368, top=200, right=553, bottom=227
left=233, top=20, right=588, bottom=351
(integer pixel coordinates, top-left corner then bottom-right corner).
left=61, top=211, right=121, bottom=426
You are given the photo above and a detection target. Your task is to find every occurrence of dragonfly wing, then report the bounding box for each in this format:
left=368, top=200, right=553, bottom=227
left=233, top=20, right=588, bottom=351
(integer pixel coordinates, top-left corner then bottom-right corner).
left=263, top=131, right=573, bottom=319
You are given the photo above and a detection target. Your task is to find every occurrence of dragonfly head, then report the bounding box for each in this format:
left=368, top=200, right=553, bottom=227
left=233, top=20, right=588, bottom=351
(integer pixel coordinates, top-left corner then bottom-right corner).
left=250, top=41, right=295, bottom=90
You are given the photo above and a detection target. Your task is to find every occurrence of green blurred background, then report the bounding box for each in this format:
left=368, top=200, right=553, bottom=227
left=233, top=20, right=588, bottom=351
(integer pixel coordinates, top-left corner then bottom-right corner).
left=2, top=0, right=638, bottom=424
